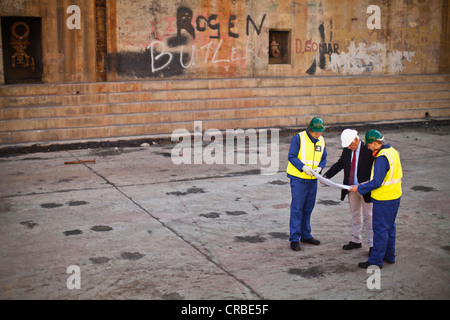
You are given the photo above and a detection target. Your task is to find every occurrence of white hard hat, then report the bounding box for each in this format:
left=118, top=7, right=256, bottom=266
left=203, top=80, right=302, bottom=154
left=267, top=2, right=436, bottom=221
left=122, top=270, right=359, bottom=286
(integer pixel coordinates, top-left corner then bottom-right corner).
left=341, top=129, right=358, bottom=148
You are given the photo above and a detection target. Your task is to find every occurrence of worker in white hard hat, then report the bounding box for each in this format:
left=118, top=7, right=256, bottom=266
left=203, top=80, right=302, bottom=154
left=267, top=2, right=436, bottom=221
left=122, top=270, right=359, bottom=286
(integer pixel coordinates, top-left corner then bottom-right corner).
left=323, top=129, right=375, bottom=254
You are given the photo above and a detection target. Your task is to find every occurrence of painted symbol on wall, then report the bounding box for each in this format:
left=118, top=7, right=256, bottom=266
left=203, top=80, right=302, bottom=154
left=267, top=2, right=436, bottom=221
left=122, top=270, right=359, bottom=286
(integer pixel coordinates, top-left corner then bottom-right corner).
left=10, top=21, right=35, bottom=72
left=306, top=21, right=338, bottom=75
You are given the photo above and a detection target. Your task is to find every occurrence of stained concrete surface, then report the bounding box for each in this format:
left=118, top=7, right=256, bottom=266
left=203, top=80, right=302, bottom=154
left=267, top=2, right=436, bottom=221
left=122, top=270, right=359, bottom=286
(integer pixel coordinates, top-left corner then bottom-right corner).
left=0, top=122, right=449, bottom=301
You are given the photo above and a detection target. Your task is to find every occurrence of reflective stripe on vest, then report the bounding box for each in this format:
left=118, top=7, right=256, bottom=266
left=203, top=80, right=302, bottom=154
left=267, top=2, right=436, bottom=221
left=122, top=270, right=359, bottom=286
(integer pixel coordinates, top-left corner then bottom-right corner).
left=286, top=131, right=325, bottom=180
left=370, top=147, right=403, bottom=200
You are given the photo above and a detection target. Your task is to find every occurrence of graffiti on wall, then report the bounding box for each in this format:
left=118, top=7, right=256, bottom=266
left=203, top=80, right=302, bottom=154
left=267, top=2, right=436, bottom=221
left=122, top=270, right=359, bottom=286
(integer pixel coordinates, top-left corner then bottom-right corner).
left=168, top=7, right=266, bottom=43
left=294, top=5, right=440, bottom=76
left=328, top=42, right=414, bottom=75
left=121, top=6, right=267, bottom=77
left=111, top=2, right=441, bottom=78
left=294, top=21, right=340, bottom=75
left=327, top=23, right=441, bottom=75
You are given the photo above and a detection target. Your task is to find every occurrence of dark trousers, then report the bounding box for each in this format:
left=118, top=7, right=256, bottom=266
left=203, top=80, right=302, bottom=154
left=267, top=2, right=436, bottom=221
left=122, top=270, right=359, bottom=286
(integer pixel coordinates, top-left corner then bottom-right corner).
left=368, top=197, right=401, bottom=266
left=289, top=178, right=317, bottom=243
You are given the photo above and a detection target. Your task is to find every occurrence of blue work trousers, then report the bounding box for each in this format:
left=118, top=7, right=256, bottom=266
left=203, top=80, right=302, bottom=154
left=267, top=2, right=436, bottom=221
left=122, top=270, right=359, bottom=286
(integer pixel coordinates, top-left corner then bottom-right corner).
left=368, top=197, right=401, bottom=267
left=289, top=178, right=317, bottom=243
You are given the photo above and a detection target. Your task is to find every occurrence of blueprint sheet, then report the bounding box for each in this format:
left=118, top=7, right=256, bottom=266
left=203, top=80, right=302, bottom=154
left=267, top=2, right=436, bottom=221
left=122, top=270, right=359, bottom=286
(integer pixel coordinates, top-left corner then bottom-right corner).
left=312, top=171, right=352, bottom=190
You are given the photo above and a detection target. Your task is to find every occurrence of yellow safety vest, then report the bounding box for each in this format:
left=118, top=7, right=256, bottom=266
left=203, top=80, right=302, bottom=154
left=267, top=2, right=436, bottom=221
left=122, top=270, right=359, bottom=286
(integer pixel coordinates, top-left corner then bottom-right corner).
left=371, top=147, right=403, bottom=201
left=286, top=131, right=325, bottom=180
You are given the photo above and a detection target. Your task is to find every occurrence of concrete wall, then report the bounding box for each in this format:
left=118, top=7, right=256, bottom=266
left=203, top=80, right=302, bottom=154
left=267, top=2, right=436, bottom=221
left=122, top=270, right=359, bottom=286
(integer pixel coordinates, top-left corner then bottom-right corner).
left=107, top=0, right=448, bottom=80
left=0, top=0, right=448, bottom=84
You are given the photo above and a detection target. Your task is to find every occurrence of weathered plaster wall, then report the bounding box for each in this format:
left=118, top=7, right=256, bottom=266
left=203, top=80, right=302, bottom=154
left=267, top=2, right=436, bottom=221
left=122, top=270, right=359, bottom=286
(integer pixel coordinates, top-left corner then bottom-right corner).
left=107, top=0, right=446, bottom=80
left=0, top=0, right=448, bottom=83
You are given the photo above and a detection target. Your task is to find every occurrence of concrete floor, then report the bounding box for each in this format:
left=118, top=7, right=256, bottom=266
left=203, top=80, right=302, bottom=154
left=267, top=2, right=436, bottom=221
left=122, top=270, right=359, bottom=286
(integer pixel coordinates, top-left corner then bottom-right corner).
left=0, top=122, right=449, bottom=301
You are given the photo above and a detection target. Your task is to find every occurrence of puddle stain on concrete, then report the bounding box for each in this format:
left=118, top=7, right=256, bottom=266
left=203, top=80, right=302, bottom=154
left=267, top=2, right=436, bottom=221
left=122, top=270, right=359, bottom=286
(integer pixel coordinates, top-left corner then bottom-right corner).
left=317, top=199, right=341, bottom=206
left=67, top=200, right=89, bottom=206
left=288, top=266, right=325, bottom=278
left=41, top=200, right=89, bottom=208
left=41, top=202, right=64, bottom=209
left=20, top=220, right=38, bottom=229
left=154, top=151, right=172, bottom=158
left=226, top=211, right=247, bottom=216
left=120, top=251, right=145, bottom=260
left=166, top=187, right=206, bottom=196
left=22, top=157, right=46, bottom=161
left=90, top=257, right=111, bottom=264
left=63, top=229, right=83, bottom=236
left=200, top=212, right=221, bottom=218
left=268, top=180, right=288, bottom=185
left=235, top=235, right=266, bottom=243
left=288, top=264, right=355, bottom=278
left=91, top=225, right=113, bottom=232
left=411, top=185, right=437, bottom=192
left=200, top=211, right=248, bottom=218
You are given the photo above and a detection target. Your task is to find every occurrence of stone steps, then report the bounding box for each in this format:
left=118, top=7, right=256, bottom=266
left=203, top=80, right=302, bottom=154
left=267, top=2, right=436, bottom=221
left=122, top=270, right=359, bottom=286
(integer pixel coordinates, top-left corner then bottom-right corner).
left=1, top=82, right=449, bottom=108
left=1, top=74, right=449, bottom=97
left=0, top=74, right=449, bottom=146
left=2, top=90, right=449, bottom=120
left=2, top=98, right=449, bottom=131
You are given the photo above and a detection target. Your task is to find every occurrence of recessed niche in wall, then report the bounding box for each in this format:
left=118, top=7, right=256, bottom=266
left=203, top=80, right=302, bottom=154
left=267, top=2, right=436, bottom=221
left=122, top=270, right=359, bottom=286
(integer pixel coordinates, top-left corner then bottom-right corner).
left=268, top=30, right=290, bottom=65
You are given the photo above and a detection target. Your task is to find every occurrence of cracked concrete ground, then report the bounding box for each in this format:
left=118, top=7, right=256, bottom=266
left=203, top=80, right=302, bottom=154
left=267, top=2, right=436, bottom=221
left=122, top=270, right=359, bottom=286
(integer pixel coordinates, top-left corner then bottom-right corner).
left=0, top=122, right=449, bottom=301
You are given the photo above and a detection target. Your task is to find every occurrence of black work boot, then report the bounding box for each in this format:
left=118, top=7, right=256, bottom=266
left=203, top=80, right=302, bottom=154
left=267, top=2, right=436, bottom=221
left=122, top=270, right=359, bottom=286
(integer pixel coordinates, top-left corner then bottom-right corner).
left=290, top=241, right=301, bottom=251
left=301, top=237, right=320, bottom=245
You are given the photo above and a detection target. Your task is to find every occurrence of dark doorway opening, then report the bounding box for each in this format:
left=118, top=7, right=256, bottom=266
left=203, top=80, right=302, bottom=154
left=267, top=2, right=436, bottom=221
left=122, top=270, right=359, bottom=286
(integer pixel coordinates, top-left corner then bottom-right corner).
left=1, top=16, right=43, bottom=84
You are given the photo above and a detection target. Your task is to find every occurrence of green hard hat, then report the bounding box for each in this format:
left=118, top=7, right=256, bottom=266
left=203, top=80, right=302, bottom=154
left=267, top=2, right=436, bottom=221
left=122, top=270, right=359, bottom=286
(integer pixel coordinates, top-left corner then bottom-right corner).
left=309, top=117, right=325, bottom=132
left=365, top=129, right=383, bottom=144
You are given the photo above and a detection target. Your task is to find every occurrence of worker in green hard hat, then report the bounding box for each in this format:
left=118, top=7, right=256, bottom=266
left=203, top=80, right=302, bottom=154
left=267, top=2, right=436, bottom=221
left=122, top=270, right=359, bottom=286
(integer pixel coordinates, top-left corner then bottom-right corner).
left=308, top=116, right=325, bottom=134
left=365, top=129, right=383, bottom=144
left=349, top=129, right=403, bottom=269
left=286, top=117, right=327, bottom=251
